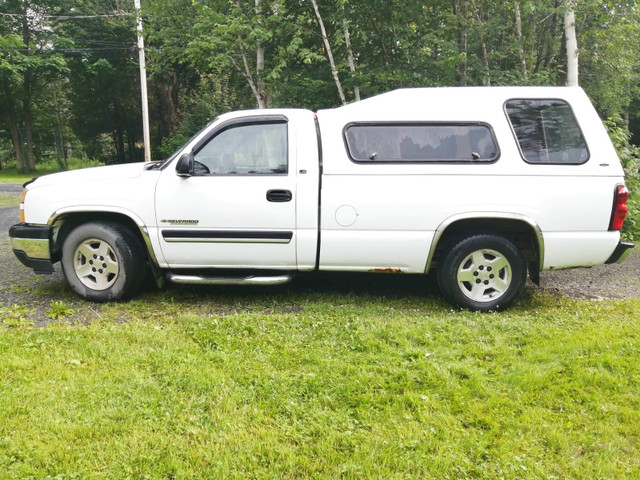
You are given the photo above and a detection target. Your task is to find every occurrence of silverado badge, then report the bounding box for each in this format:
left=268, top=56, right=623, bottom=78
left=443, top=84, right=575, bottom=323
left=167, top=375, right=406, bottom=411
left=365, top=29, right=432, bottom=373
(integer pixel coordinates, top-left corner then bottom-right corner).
left=160, top=219, right=200, bottom=225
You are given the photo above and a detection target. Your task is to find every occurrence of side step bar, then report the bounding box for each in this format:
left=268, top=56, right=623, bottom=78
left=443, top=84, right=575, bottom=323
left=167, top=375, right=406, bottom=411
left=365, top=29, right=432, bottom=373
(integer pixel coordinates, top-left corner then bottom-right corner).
left=166, top=273, right=293, bottom=286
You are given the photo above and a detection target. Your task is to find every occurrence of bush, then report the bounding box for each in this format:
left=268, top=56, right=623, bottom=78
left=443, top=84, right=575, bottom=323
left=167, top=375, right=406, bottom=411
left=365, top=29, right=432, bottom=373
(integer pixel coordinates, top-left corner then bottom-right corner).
left=155, top=75, right=239, bottom=160
left=604, top=117, right=640, bottom=241
left=37, top=156, right=102, bottom=172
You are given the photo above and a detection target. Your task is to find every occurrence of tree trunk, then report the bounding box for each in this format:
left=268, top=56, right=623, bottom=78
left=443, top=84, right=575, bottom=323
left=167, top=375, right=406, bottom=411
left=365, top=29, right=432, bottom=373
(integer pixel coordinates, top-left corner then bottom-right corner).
left=255, top=46, right=267, bottom=108
left=113, top=103, right=126, bottom=164
left=454, top=0, right=468, bottom=86
left=470, top=0, right=490, bottom=85
left=158, top=77, right=180, bottom=137
left=126, top=126, right=136, bottom=162
left=310, top=0, right=347, bottom=105
left=232, top=50, right=267, bottom=109
left=341, top=2, right=360, bottom=102
left=3, top=78, right=25, bottom=170
left=564, top=2, right=578, bottom=86
left=23, top=97, right=36, bottom=171
left=515, top=1, right=528, bottom=81
left=9, top=122, right=24, bottom=170
left=231, top=0, right=267, bottom=109
left=255, top=0, right=267, bottom=108
left=22, top=13, right=36, bottom=171
left=481, top=42, right=491, bottom=85
left=534, top=1, right=560, bottom=74
left=53, top=87, right=68, bottom=169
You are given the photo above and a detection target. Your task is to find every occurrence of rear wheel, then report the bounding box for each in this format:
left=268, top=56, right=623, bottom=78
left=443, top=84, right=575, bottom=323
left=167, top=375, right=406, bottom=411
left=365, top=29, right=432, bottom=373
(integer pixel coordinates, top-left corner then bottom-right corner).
left=61, top=222, right=146, bottom=302
left=437, top=234, right=526, bottom=311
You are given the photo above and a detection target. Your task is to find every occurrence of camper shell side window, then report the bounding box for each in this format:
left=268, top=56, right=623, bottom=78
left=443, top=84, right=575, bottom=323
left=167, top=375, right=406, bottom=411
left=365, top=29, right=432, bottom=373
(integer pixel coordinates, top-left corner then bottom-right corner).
left=505, top=99, right=590, bottom=165
left=343, top=123, right=500, bottom=164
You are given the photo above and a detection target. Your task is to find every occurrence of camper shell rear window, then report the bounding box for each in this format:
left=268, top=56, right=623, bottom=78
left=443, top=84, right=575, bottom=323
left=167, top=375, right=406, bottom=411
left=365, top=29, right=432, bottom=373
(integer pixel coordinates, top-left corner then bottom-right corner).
left=344, top=123, right=499, bottom=163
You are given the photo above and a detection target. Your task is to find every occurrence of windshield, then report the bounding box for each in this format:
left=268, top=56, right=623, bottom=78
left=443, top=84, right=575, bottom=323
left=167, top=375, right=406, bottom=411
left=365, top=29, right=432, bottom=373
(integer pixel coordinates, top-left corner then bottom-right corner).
left=157, top=118, right=218, bottom=169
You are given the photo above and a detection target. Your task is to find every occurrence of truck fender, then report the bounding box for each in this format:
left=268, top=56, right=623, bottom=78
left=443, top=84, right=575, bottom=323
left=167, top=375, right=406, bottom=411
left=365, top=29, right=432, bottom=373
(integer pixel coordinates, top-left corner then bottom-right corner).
left=47, top=206, right=161, bottom=273
left=425, top=212, right=545, bottom=278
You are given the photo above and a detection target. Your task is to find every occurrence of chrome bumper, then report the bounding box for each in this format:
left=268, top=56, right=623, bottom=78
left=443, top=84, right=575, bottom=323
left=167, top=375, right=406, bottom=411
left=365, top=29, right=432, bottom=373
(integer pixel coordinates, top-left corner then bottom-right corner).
left=9, top=224, right=54, bottom=274
left=605, top=241, right=634, bottom=264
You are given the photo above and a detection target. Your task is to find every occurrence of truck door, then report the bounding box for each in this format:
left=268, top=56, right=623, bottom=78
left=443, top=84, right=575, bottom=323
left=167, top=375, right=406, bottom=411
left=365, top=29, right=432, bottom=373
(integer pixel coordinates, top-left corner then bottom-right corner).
left=154, top=115, right=298, bottom=269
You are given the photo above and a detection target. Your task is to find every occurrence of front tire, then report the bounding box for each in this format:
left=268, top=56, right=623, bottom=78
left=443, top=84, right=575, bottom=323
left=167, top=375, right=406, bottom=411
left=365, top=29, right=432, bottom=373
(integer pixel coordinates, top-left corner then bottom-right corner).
left=437, top=234, right=526, bottom=311
left=61, top=222, right=146, bottom=302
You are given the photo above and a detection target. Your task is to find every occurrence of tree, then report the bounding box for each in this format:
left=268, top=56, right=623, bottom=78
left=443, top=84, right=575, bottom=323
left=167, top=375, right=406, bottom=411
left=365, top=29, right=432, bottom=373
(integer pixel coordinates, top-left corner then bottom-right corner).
left=1, top=0, right=67, bottom=170
left=340, top=0, right=360, bottom=101
left=53, top=1, right=144, bottom=163
left=186, top=0, right=282, bottom=108
left=4, top=0, right=640, bottom=170
left=309, top=0, right=346, bottom=104
left=578, top=0, right=640, bottom=120
left=564, top=0, right=578, bottom=86
left=0, top=34, right=27, bottom=169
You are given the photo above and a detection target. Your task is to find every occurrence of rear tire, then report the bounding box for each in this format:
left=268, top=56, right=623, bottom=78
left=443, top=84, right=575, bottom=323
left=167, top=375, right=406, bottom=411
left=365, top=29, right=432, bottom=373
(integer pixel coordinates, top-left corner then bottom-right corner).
left=61, top=222, right=146, bottom=302
left=437, top=234, right=526, bottom=311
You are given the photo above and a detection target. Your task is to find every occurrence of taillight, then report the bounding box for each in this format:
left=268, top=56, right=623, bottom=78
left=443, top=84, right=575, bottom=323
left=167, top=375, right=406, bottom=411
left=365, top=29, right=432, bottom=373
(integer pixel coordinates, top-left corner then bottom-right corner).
left=610, top=185, right=629, bottom=231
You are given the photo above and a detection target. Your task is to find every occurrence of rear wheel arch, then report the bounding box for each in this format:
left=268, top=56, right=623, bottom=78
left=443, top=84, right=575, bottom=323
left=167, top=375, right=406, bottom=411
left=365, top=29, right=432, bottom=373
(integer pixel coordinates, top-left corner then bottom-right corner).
left=427, top=216, right=543, bottom=283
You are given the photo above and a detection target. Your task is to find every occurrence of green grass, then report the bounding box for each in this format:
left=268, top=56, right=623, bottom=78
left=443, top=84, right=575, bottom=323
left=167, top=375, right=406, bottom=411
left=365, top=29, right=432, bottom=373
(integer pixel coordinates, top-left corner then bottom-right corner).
left=1, top=289, right=639, bottom=479
left=0, top=192, right=20, bottom=208
left=0, top=168, right=47, bottom=184
left=0, top=158, right=103, bottom=184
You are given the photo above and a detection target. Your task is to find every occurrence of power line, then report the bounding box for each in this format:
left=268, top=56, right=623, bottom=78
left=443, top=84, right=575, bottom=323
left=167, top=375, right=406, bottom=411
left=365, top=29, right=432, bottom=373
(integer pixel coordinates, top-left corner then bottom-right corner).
left=0, top=12, right=132, bottom=20
left=0, top=47, right=136, bottom=53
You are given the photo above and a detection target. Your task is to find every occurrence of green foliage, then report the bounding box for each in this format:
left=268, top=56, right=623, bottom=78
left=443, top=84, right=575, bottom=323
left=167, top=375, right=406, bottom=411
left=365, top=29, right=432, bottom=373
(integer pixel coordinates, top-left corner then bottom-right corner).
left=45, top=300, right=75, bottom=320
left=155, top=75, right=238, bottom=159
left=0, top=303, right=32, bottom=328
left=604, top=117, right=640, bottom=241
left=0, top=0, right=71, bottom=171
left=28, top=1, right=144, bottom=165
left=0, top=191, right=20, bottom=208
left=579, top=2, right=640, bottom=119
left=2, top=0, right=640, bottom=166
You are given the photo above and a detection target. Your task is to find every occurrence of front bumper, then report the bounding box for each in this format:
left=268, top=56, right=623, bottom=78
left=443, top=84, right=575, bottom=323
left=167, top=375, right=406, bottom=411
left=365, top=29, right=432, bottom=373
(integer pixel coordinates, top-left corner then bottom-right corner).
left=605, top=241, right=634, bottom=264
left=9, top=223, right=55, bottom=274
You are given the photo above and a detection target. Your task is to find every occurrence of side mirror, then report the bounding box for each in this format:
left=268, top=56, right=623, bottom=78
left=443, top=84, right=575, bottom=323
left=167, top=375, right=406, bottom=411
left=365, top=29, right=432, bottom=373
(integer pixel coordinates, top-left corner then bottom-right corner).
left=176, top=153, right=193, bottom=177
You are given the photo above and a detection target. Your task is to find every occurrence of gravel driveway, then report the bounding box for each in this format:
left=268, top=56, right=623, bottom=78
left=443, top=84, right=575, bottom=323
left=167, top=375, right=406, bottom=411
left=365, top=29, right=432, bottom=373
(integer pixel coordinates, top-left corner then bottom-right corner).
left=1, top=185, right=638, bottom=323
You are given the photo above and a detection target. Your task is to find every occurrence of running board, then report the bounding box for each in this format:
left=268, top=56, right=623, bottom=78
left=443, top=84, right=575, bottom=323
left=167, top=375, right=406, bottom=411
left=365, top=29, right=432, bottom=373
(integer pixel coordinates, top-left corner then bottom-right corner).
left=166, top=273, right=293, bottom=286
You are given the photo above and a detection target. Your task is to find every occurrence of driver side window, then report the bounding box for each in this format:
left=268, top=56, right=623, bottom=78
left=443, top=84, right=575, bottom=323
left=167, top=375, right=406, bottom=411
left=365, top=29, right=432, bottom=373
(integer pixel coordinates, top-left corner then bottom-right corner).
left=193, top=122, right=288, bottom=175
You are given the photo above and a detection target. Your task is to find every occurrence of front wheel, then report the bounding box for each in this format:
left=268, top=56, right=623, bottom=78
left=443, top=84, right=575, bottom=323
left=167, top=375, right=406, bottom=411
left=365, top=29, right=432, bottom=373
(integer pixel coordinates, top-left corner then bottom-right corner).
left=437, top=234, right=526, bottom=311
left=61, top=222, right=146, bottom=302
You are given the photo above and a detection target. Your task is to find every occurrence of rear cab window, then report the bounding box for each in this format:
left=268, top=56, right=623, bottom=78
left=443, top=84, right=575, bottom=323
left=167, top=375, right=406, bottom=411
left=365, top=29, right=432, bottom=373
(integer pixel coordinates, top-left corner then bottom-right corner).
left=344, top=123, right=499, bottom=163
left=505, top=99, right=589, bottom=164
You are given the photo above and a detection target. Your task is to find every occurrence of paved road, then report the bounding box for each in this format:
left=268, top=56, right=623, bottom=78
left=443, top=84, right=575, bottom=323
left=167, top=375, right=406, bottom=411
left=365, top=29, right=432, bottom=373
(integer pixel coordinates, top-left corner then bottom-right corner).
left=0, top=183, right=24, bottom=193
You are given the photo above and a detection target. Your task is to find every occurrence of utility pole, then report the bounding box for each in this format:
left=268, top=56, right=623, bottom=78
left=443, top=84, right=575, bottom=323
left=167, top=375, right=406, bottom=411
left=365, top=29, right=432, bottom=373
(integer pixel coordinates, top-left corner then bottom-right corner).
left=134, top=0, right=151, bottom=162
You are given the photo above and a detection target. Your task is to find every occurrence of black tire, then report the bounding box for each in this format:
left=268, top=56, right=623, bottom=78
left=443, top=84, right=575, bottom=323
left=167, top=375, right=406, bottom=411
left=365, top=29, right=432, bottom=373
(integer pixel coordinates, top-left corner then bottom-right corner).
left=437, top=234, right=526, bottom=311
left=61, top=222, right=147, bottom=302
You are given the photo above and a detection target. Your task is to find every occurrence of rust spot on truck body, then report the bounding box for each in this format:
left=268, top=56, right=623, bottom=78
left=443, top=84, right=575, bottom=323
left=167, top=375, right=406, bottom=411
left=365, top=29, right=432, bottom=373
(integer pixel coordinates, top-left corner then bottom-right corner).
left=369, top=268, right=403, bottom=274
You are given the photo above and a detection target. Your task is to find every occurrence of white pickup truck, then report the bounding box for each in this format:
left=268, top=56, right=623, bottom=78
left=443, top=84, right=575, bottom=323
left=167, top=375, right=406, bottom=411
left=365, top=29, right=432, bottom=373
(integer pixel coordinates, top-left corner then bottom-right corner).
left=9, top=86, right=634, bottom=311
